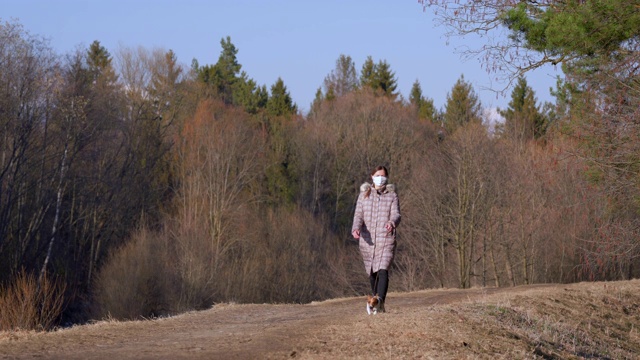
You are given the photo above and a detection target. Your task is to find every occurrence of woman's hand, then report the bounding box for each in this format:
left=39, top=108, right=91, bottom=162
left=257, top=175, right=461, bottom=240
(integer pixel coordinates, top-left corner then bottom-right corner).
left=352, top=229, right=360, bottom=239
left=385, top=222, right=395, bottom=234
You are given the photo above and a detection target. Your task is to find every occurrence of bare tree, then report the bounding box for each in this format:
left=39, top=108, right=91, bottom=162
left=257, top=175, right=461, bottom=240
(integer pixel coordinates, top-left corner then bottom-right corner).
left=171, top=99, right=264, bottom=307
left=0, top=21, right=59, bottom=279
left=323, top=54, right=359, bottom=99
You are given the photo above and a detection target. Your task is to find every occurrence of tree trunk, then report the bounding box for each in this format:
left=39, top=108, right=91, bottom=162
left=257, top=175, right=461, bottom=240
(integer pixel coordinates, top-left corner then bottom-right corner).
left=39, top=144, right=68, bottom=286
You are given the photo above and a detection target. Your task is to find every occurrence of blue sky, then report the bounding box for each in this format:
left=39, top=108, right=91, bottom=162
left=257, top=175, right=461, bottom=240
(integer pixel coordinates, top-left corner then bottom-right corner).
left=5, top=0, right=561, bottom=114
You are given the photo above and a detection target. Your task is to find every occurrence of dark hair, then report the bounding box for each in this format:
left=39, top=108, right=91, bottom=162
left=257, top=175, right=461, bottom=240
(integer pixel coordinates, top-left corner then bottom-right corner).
left=370, top=165, right=388, bottom=177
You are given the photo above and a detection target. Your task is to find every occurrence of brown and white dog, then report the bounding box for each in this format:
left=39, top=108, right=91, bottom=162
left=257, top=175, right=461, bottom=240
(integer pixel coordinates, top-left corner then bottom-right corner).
left=366, top=294, right=382, bottom=315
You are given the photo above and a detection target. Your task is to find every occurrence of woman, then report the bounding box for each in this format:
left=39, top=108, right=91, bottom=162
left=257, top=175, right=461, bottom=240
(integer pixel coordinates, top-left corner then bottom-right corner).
left=351, top=165, right=401, bottom=312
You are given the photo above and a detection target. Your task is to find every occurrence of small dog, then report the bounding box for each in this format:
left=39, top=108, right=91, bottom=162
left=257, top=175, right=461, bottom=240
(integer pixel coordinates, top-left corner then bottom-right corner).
left=366, top=294, right=382, bottom=315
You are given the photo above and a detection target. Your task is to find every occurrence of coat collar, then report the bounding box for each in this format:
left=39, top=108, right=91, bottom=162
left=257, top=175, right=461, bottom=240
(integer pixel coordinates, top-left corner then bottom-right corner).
left=360, top=182, right=395, bottom=194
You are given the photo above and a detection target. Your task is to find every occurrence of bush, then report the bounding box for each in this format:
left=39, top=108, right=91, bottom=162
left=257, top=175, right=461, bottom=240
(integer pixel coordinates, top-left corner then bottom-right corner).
left=239, top=206, right=343, bottom=303
left=0, top=270, right=66, bottom=331
left=93, top=227, right=175, bottom=320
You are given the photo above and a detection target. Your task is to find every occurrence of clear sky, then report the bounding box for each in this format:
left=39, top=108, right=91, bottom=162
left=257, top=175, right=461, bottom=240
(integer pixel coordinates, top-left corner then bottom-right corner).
left=4, top=0, right=561, bottom=114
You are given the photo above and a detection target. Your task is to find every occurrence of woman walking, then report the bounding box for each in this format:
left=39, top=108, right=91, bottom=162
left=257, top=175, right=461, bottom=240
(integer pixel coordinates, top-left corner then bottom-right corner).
left=351, top=165, right=401, bottom=312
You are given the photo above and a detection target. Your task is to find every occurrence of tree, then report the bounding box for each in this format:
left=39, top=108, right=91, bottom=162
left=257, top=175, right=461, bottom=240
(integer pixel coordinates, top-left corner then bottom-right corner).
left=149, top=49, right=184, bottom=121
left=409, top=79, right=437, bottom=123
left=0, top=21, right=60, bottom=282
left=443, top=75, right=482, bottom=133
left=266, top=77, right=297, bottom=117
left=499, top=1, right=640, bottom=276
left=422, top=0, right=640, bottom=280
left=420, top=0, right=639, bottom=83
left=499, top=77, right=545, bottom=142
left=359, top=57, right=399, bottom=99
left=234, top=72, right=268, bottom=114
left=323, top=54, right=358, bottom=98
left=300, top=90, right=430, bottom=234
left=172, top=99, right=265, bottom=307
left=87, top=40, right=118, bottom=85
left=197, top=36, right=241, bottom=104
left=359, top=56, right=376, bottom=89
left=500, top=1, right=640, bottom=74
left=310, top=87, right=324, bottom=111
left=373, top=60, right=398, bottom=98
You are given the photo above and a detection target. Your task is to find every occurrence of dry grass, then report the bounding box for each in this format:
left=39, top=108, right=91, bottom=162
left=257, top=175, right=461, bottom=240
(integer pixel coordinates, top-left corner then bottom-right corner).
left=287, top=281, right=640, bottom=359
left=1, top=280, right=638, bottom=359
left=0, top=270, right=66, bottom=331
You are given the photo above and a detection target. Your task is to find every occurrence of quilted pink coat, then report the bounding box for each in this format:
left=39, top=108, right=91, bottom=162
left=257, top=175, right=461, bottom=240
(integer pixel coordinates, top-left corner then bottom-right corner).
left=351, top=183, right=401, bottom=275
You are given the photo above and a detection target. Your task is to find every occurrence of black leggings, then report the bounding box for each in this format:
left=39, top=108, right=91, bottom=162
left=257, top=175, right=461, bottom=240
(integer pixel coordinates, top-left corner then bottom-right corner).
left=369, top=269, right=388, bottom=301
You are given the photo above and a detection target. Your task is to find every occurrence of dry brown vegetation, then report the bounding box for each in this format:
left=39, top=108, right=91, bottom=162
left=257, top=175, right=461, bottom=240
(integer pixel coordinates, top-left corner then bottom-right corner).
left=1, top=280, right=638, bottom=359
left=0, top=271, right=65, bottom=331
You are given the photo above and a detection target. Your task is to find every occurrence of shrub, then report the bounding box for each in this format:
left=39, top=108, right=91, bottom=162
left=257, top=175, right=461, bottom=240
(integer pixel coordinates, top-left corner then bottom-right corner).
left=93, top=227, right=175, bottom=320
left=0, top=270, right=66, bottom=331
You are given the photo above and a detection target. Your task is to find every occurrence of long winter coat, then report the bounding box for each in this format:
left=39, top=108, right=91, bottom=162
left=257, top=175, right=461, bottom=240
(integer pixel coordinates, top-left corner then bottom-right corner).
left=351, top=183, right=401, bottom=275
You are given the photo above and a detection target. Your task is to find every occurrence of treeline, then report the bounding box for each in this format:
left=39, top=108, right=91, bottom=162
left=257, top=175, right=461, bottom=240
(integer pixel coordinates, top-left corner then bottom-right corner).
left=1, top=10, right=638, bottom=328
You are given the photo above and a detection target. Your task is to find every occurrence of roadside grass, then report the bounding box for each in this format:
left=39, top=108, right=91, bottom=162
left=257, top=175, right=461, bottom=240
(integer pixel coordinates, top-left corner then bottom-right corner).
left=289, top=280, right=640, bottom=359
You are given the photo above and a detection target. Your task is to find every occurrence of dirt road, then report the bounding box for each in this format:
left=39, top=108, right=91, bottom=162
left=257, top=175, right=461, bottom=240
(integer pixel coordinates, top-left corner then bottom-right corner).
left=0, top=284, right=572, bottom=359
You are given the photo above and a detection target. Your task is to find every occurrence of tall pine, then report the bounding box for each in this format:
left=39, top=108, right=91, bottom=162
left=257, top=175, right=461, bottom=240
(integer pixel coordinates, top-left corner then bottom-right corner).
left=410, top=79, right=437, bottom=123
left=267, top=77, right=297, bottom=117
left=359, top=56, right=398, bottom=99
left=499, top=77, right=545, bottom=141
left=443, top=75, right=482, bottom=133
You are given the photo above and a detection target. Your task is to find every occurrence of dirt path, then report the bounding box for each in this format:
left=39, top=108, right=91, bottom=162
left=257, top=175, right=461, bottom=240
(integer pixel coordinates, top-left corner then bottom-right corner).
left=0, top=284, right=557, bottom=359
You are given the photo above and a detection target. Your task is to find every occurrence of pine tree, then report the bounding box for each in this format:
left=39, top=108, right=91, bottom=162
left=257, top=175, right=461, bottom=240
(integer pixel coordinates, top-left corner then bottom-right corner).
left=499, top=77, right=545, bottom=141
left=443, top=75, right=482, bottom=133
left=359, top=56, right=398, bottom=99
left=267, top=77, right=297, bottom=117
left=87, top=40, right=117, bottom=84
left=374, top=60, right=398, bottom=98
left=264, top=78, right=297, bottom=205
left=410, top=79, right=437, bottom=122
left=409, top=80, right=423, bottom=106
left=256, top=85, right=269, bottom=109
left=197, top=36, right=241, bottom=104
left=359, top=56, right=376, bottom=89
left=310, top=87, right=324, bottom=114
left=232, top=71, right=269, bottom=115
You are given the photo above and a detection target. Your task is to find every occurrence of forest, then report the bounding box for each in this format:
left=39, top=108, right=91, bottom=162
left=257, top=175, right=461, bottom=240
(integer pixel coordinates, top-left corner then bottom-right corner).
left=1, top=0, right=639, bottom=330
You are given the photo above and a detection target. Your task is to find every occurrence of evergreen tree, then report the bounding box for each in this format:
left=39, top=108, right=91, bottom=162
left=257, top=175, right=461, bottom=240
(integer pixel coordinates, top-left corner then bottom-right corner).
left=256, top=85, right=269, bottom=109
left=234, top=71, right=269, bottom=114
left=443, top=75, right=482, bottom=133
left=359, top=56, right=398, bottom=99
left=87, top=40, right=117, bottom=84
left=359, top=56, right=376, bottom=89
left=197, top=36, right=241, bottom=104
left=499, top=77, right=545, bottom=141
left=267, top=77, right=297, bottom=117
left=374, top=60, right=398, bottom=98
left=501, top=1, right=640, bottom=69
left=264, top=78, right=297, bottom=205
left=309, top=87, right=324, bottom=115
left=410, top=79, right=437, bottom=122
left=409, top=80, right=423, bottom=106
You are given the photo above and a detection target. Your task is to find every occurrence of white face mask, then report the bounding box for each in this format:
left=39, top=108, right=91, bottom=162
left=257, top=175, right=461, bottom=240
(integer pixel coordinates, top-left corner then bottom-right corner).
left=372, top=175, right=388, bottom=187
